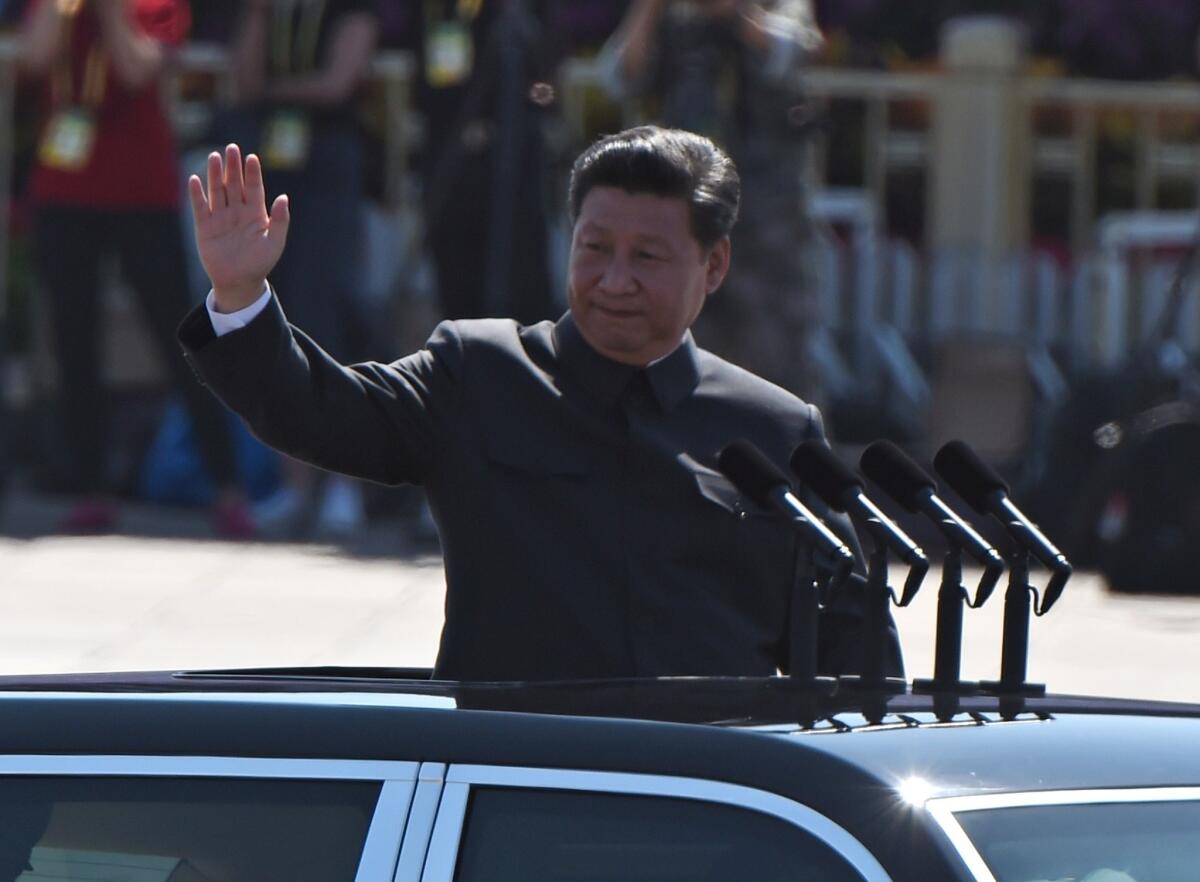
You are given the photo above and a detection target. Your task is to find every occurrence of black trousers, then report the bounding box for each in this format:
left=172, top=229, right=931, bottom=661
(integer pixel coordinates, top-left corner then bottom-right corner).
left=33, top=204, right=237, bottom=494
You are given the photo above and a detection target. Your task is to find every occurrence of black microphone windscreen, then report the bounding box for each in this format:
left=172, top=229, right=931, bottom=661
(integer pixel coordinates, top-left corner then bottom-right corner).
left=790, top=440, right=862, bottom=512
left=717, top=440, right=790, bottom=507
left=934, top=440, right=1009, bottom=513
left=860, top=440, right=935, bottom=512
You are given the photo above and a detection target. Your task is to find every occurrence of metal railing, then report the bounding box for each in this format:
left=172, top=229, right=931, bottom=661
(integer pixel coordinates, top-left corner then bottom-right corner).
left=561, top=57, right=1200, bottom=250
left=167, top=41, right=418, bottom=206
left=3, top=37, right=1200, bottom=375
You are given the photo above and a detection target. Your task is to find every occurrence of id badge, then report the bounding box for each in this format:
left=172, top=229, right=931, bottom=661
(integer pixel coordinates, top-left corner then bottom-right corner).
left=38, top=107, right=97, bottom=171
left=262, top=111, right=312, bottom=171
left=426, top=21, right=473, bottom=87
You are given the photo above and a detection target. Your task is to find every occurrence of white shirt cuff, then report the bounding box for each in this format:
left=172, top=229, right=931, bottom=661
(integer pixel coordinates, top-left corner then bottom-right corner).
left=206, top=285, right=272, bottom=337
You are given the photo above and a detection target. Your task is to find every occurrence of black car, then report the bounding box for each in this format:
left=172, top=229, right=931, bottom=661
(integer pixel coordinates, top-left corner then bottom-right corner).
left=0, top=439, right=1189, bottom=882
left=0, top=667, right=1197, bottom=882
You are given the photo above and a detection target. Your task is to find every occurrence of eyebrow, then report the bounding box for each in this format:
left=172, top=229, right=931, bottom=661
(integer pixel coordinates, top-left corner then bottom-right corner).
left=577, top=223, right=675, bottom=250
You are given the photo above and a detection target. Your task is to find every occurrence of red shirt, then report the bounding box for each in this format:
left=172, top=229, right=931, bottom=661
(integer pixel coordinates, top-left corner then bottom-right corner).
left=27, top=0, right=191, bottom=209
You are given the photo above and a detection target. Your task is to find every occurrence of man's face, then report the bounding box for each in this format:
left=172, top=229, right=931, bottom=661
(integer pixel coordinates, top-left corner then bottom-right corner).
left=568, top=186, right=730, bottom=366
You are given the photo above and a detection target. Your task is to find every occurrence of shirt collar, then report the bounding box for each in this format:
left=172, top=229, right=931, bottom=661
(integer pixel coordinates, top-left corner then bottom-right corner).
left=553, top=312, right=701, bottom=412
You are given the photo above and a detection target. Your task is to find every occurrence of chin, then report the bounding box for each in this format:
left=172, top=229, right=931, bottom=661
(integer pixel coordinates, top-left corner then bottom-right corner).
left=582, top=328, right=645, bottom=362
left=595, top=330, right=643, bottom=353
left=588, top=314, right=640, bottom=341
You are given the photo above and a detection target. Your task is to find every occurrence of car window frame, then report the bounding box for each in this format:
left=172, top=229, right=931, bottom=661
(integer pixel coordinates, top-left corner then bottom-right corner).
left=409, top=763, right=893, bottom=882
left=926, top=785, right=1200, bottom=882
left=0, top=754, right=418, bottom=882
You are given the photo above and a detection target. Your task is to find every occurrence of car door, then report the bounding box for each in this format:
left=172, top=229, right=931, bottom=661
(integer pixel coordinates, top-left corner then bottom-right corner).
left=0, top=754, right=418, bottom=881
left=396, top=763, right=894, bottom=882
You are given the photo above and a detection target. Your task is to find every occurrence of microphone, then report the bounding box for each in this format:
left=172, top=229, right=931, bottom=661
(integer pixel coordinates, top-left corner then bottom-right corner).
left=718, top=439, right=851, bottom=692
left=791, top=440, right=928, bottom=573
left=790, top=440, right=923, bottom=696
left=860, top=440, right=1004, bottom=604
left=717, top=440, right=854, bottom=570
left=934, top=440, right=1071, bottom=612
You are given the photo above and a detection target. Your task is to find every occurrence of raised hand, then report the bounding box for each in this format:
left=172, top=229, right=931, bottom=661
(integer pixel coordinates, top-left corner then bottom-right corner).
left=188, top=143, right=290, bottom=313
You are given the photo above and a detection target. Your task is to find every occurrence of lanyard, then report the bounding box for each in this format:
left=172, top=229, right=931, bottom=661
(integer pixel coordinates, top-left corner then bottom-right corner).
left=271, top=0, right=327, bottom=76
left=51, top=46, right=109, bottom=109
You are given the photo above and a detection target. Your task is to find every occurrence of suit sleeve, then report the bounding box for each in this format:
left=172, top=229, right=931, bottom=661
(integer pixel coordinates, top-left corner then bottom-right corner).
left=178, top=291, right=463, bottom=486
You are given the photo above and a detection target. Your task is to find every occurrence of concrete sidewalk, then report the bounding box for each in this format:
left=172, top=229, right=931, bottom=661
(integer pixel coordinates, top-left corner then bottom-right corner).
left=3, top=485, right=1200, bottom=702
left=0, top=484, right=447, bottom=673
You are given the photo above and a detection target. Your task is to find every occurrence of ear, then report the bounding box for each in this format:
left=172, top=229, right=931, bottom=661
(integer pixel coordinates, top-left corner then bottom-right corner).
left=704, top=237, right=732, bottom=295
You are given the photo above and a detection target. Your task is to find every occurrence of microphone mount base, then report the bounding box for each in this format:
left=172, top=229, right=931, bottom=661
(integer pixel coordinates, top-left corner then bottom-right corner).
left=911, top=678, right=981, bottom=696
left=774, top=675, right=840, bottom=696
left=979, top=679, right=1046, bottom=697
left=833, top=675, right=906, bottom=725
left=912, top=679, right=984, bottom=721
left=835, top=675, right=907, bottom=694
left=773, top=675, right=840, bottom=728
left=978, top=681, right=1047, bottom=721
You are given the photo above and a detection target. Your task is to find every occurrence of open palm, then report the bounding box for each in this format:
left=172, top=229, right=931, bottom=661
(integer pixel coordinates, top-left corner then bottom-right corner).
left=188, top=144, right=290, bottom=312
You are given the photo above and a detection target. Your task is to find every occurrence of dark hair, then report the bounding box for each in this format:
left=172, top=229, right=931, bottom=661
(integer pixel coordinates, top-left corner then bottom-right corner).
left=567, top=126, right=740, bottom=249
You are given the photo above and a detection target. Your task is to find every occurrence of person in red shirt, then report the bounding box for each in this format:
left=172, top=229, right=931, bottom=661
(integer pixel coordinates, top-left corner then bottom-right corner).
left=20, top=0, right=254, bottom=536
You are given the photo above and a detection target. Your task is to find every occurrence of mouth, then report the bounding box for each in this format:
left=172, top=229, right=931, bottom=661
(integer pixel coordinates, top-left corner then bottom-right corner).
left=594, top=305, right=642, bottom=320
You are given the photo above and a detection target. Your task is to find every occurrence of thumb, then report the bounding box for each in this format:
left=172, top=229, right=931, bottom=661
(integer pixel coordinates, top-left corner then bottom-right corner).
left=267, top=194, right=291, bottom=249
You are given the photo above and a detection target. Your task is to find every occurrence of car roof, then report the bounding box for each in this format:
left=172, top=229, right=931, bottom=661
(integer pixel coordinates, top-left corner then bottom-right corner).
left=1, top=668, right=1198, bottom=802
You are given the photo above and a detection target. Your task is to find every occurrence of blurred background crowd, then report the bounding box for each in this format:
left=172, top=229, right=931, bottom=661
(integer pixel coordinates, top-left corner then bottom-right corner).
left=1, top=0, right=1200, bottom=589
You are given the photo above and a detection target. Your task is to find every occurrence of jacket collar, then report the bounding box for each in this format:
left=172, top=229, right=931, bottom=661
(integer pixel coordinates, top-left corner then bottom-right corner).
left=552, top=312, right=701, bottom=412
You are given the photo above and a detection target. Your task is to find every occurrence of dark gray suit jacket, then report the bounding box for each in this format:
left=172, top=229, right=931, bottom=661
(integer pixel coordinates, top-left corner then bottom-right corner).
left=179, top=295, right=900, bottom=681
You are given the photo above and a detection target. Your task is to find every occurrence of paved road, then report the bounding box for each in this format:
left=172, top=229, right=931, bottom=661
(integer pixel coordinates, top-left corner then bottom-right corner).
left=3, top=488, right=1199, bottom=702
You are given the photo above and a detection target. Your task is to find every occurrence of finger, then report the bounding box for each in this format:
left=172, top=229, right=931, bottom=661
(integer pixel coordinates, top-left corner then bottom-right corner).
left=267, top=194, right=291, bottom=247
left=187, top=175, right=209, bottom=222
left=224, top=143, right=245, bottom=205
left=206, top=151, right=225, bottom=209
left=244, top=152, right=266, bottom=214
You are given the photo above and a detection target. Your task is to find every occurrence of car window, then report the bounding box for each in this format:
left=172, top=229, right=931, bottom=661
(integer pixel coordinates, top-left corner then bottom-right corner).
left=953, top=799, right=1200, bottom=882
left=452, top=786, right=865, bottom=882
left=0, top=775, right=381, bottom=882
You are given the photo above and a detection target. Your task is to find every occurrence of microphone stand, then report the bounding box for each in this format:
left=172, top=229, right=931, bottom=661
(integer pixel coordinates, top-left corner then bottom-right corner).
left=837, top=519, right=924, bottom=723
left=913, top=532, right=1003, bottom=720
left=992, top=550, right=1040, bottom=695
left=784, top=541, right=842, bottom=729
left=860, top=542, right=892, bottom=692
left=913, top=549, right=973, bottom=720
left=982, top=525, right=1057, bottom=716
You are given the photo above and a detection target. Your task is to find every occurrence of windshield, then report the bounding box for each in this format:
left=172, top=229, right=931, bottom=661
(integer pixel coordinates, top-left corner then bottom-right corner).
left=950, top=798, right=1200, bottom=882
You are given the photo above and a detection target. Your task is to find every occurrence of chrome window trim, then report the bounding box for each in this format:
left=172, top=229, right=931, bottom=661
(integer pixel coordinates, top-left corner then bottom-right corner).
left=417, top=764, right=893, bottom=882
left=0, top=755, right=417, bottom=780
left=0, top=755, right=418, bottom=882
left=0, top=690, right=456, bottom=709
left=925, top=786, right=1200, bottom=882
left=355, top=779, right=416, bottom=882
left=420, top=782, right=469, bottom=882
left=393, top=762, right=447, bottom=882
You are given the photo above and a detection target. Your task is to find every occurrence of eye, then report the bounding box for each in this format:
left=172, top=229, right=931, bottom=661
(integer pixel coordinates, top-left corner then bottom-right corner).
left=583, top=241, right=608, bottom=253
left=637, top=251, right=663, bottom=261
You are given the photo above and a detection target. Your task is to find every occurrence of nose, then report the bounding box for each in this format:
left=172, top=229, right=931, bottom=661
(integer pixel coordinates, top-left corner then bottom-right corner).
left=597, top=254, right=638, bottom=295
